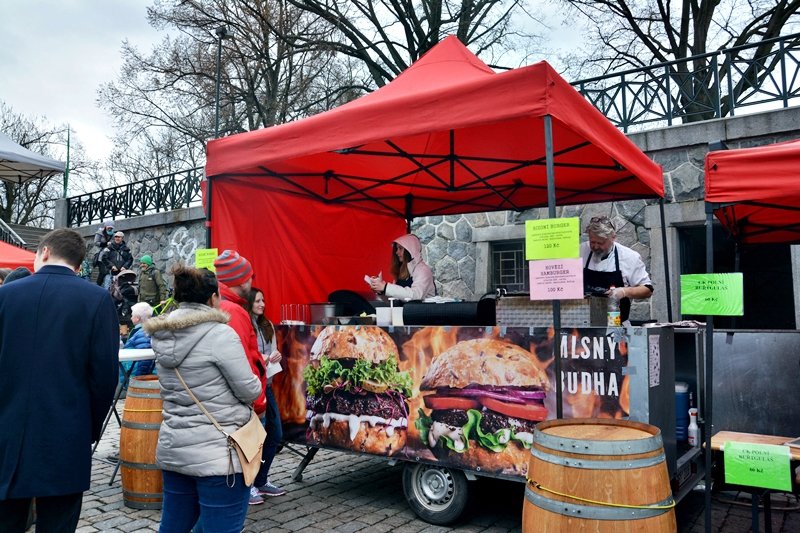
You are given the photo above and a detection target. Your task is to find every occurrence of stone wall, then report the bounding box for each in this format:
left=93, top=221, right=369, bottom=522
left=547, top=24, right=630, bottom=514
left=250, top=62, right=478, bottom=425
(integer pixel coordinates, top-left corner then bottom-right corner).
left=63, top=107, right=800, bottom=321
left=409, top=107, right=800, bottom=322
left=69, top=207, right=206, bottom=289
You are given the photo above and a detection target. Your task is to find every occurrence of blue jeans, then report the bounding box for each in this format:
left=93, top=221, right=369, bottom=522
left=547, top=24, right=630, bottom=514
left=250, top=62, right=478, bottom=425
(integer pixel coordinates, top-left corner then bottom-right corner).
left=159, top=470, right=249, bottom=533
left=254, top=387, right=283, bottom=487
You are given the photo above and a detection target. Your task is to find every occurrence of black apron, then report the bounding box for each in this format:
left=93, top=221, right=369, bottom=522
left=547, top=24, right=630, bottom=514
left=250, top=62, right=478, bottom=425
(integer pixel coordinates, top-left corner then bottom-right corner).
left=584, top=246, right=631, bottom=322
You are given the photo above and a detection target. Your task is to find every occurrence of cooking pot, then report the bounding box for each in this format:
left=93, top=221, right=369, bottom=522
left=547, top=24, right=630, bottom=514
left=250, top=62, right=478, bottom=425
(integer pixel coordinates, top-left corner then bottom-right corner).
left=309, top=302, right=343, bottom=324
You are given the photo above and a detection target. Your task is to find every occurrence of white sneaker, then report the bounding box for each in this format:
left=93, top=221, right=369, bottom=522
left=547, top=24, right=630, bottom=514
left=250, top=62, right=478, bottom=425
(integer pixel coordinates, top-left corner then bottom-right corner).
left=248, top=485, right=265, bottom=505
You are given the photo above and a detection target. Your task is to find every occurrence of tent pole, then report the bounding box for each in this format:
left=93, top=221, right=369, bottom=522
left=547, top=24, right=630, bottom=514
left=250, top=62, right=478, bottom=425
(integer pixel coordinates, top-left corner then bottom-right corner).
left=544, top=115, right=563, bottom=419
left=205, top=177, right=213, bottom=248
left=405, top=194, right=413, bottom=233
left=703, top=202, right=715, bottom=533
left=659, top=199, right=673, bottom=322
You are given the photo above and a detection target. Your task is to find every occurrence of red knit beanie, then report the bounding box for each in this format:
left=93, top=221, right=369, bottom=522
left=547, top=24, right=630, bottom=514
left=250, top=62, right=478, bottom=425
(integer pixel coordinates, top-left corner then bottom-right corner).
left=213, top=250, right=253, bottom=287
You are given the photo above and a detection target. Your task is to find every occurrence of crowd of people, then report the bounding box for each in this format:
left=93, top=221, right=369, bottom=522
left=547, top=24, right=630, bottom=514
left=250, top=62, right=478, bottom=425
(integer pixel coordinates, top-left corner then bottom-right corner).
left=0, top=220, right=654, bottom=533
left=0, top=226, right=287, bottom=533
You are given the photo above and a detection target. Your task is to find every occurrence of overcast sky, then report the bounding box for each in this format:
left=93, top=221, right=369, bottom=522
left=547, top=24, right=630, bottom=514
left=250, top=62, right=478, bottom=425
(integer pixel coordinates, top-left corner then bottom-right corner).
left=0, top=1, right=162, bottom=161
left=0, top=1, right=577, bottom=165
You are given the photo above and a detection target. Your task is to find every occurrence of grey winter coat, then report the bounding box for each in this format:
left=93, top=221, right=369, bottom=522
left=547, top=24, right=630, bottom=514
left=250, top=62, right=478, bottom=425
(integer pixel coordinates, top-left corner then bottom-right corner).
left=144, top=303, right=261, bottom=478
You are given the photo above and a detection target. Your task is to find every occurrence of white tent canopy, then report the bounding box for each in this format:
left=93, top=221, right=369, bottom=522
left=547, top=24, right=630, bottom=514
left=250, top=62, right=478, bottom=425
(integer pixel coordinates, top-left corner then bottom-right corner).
left=0, top=131, right=65, bottom=184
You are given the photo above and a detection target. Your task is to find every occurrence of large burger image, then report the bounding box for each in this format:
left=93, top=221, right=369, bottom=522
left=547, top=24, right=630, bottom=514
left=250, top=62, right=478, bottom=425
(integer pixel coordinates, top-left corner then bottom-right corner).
left=416, top=338, right=549, bottom=475
left=304, top=326, right=412, bottom=455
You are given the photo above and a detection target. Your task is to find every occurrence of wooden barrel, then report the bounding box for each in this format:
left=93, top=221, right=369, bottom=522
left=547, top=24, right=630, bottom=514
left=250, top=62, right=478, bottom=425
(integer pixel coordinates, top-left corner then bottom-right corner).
left=522, top=418, right=676, bottom=532
left=120, top=375, right=163, bottom=510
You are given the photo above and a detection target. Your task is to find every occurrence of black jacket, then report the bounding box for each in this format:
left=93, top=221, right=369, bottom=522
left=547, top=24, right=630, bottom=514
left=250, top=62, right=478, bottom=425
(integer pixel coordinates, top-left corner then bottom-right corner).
left=102, top=241, right=133, bottom=271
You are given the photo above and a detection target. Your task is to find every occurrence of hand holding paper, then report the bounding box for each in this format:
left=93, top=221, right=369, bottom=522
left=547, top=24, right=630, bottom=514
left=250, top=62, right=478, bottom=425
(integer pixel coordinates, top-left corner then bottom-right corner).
left=364, top=271, right=383, bottom=292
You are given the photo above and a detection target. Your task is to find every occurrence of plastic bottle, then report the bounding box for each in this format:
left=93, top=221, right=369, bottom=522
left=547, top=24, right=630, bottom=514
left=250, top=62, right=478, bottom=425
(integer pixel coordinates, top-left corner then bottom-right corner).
left=607, top=286, right=621, bottom=326
left=687, top=408, right=699, bottom=447
left=675, top=382, right=689, bottom=441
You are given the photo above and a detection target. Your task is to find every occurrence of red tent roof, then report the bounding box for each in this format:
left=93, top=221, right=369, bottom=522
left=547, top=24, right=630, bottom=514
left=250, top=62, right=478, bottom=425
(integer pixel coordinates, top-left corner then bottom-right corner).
left=705, top=139, right=800, bottom=244
left=206, top=36, right=663, bottom=218
left=0, top=240, right=35, bottom=270
left=204, top=37, right=664, bottom=319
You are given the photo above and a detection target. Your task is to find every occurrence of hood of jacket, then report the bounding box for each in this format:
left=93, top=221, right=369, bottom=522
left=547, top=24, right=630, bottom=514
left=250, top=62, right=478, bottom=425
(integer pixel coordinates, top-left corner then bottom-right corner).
left=143, top=302, right=229, bottom=368
left=393, top=234, right=423, bottom=264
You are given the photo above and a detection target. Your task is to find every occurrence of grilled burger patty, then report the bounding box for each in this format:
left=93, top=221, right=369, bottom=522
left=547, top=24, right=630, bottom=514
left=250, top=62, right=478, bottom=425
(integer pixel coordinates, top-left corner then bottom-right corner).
left=431, top=408, right=539, bottom=435
left=307, top=390, right=407, bottom=419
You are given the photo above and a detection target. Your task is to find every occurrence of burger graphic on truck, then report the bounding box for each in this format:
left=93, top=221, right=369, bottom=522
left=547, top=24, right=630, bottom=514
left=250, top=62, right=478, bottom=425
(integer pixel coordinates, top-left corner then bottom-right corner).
left=304, top=326, right=413, bottom=456
left=415, top=338, right=549, bottom=475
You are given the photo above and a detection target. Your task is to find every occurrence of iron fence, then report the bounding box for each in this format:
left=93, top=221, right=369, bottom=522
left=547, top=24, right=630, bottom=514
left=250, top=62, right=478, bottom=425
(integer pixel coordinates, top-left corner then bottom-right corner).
left=65, top=33, right=800, bottom=226
left=67, top=167, right=203, bottom=228
left=572, top=32, right=800, bottom=132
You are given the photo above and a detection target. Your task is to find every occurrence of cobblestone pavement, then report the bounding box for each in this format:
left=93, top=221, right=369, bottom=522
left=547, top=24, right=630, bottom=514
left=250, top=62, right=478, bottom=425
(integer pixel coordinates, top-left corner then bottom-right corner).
left=70, top=405, right=800, bottom=533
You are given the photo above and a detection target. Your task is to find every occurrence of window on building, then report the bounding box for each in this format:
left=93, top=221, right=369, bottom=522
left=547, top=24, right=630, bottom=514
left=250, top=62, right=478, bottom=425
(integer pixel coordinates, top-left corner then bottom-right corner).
left=491, top=240, right=529, bottom=294
left=677, top=224, right=795, bottom=329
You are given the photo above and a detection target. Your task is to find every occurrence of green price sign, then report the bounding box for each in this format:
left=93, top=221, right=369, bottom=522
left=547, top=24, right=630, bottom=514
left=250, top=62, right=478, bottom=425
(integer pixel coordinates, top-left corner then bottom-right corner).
left=680, top=273, right=743, bottom=316
left=525, top=218, right=580, bottom=260
left=724, top=442, right=791, bottom=491
left=195, top=248, right=219, bottom=271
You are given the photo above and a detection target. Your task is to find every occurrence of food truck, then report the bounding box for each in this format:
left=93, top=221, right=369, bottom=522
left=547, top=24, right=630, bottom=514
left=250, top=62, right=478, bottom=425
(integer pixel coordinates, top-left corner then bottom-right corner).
left=203, top=36, right=710, bottom=524
left=269, top=319, right=683, bottom=523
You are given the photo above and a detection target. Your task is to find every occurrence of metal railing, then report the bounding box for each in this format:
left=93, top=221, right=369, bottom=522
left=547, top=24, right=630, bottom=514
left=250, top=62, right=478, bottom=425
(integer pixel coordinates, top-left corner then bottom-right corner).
left=0, top=218, right=27, bottom=248
left=572, top=32, right=800, bottom=132
left=67, top=167, right=203, bottom=227
left=64, top=33, right=800, bottom=227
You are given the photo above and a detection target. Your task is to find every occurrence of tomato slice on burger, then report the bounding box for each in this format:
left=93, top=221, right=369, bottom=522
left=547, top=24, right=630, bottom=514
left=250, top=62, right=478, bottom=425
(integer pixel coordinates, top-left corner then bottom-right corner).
left=479, top=397, right=548, bottom=422
left=423, top=395, right=481, bottom=411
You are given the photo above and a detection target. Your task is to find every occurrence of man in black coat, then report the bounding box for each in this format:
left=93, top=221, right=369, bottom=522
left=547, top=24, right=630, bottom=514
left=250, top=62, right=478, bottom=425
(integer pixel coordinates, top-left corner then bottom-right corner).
left=0, top=229, right=119, bottom=532
left=102, top=231, right=133, bottom=283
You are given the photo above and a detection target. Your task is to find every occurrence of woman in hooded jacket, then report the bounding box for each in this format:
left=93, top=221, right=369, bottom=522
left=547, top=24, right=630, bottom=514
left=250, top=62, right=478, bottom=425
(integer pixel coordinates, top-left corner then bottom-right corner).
left=368, top=234, right=436, bottom=301
left=144, top=265, right=261, bottom=533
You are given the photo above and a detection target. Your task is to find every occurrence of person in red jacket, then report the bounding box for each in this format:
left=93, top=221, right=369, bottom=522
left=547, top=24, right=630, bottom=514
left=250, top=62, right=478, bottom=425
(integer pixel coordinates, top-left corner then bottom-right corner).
left=213, top=250, right=267, bottom=417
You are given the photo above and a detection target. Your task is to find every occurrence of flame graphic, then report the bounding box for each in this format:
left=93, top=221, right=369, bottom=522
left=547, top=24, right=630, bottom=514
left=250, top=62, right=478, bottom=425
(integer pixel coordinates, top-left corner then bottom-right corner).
left=272, top=326, right=314, bottom=424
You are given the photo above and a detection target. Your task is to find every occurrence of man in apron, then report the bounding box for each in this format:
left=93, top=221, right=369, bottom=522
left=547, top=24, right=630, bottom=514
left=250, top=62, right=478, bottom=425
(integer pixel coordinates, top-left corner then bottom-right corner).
left=580, top=216, right=654, bottom=324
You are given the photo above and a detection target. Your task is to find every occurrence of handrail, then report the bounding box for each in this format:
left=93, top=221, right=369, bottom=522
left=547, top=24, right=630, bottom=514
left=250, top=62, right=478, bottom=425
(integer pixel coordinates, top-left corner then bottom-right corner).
left=67, top=167, right=203, bottom=227
left=64, top=33, right=800, bottom=227
left=0, top=218, right=27, bottom=248
left=571, top=31, right=800, bottom=132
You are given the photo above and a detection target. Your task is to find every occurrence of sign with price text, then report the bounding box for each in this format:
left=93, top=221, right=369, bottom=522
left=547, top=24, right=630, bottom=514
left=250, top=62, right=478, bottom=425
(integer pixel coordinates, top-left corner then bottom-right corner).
left=195, top=248, right=219, bottom=272
left=525, top=218, right=580, bottom=260
left=530, top=258, right=584, bottom=300
left=723, top=441, right=791, bottom=491
left=680, top=273, right=743, bottom=315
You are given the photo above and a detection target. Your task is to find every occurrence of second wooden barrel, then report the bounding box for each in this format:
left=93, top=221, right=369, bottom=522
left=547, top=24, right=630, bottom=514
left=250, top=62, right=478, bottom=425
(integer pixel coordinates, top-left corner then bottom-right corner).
left=120, top=375, right=163, bottom=510
left=522, top=418, right=676, bottom=532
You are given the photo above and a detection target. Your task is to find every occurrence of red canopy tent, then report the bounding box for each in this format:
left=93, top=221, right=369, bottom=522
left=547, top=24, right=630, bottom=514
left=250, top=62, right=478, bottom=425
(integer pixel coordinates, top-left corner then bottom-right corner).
left=205, top=36, right=664, bottom=321
left=701, top=138, right=800, bottom=527
left=705, top=138, right=800, bottom=243
left=0, top=240, right=35, bottom=270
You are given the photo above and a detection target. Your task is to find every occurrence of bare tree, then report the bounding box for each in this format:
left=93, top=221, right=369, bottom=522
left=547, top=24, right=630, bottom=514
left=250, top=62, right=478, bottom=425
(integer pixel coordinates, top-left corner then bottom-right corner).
left=0, top=102, right=102, bottom=227
left=98, top=0, right=362, bottom=164
left=286, top=0, right=541, bottom=88
left=555, top=0, right=800, bottom=119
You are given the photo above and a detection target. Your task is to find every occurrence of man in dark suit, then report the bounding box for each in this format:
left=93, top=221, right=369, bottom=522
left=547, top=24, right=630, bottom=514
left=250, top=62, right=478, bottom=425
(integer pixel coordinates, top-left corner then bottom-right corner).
left=0, top=228, right=119, bottom=532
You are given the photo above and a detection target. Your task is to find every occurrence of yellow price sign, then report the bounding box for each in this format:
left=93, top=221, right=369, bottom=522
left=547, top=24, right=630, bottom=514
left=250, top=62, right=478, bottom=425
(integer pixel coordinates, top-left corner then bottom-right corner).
left=525, top=218, right=580, bottom=260
left=195, top=248, right=219, bottom=271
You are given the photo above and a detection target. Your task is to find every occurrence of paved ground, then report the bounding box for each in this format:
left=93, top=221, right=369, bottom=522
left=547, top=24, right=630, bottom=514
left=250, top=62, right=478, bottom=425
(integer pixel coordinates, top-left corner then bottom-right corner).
left=63, top=403, right=800, bottom=532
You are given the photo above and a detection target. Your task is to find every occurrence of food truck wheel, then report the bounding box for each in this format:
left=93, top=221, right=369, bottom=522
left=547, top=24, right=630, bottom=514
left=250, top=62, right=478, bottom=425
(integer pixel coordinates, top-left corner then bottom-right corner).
left=402, top=463, right=468, bottom=525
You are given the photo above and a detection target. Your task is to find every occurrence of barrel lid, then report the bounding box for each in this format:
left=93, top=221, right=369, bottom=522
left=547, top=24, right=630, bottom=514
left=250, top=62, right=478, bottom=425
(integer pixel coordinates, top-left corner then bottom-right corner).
left=533, top=418, right=663, bottom=455
left=675, top=382, right=689, bottom=393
